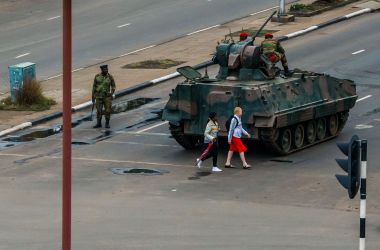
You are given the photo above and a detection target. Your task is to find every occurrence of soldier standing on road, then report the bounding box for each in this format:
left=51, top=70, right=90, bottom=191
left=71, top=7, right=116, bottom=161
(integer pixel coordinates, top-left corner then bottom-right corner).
left=92, top=64, right=116, bottom=129
left=261, top=33, right=290, bottom=76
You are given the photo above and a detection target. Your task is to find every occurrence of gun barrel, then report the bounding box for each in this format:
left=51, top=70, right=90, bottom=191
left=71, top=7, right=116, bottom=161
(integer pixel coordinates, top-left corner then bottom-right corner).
left=252, top=10, right=277, bottom=41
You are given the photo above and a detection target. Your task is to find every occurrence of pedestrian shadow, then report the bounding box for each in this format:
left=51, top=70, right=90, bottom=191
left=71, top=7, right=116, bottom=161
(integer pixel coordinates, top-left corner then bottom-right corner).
left=188, top=171, right=212, bottom=180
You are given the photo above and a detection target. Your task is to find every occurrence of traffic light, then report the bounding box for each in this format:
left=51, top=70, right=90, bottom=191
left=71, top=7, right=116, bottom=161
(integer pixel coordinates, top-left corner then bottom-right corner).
left=335, top=135, right=360, bottom=199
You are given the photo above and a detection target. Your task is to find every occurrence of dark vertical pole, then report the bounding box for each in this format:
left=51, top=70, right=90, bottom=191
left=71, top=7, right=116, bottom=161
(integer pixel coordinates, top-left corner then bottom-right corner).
left=62, top=0, right=72, bottom=249
left=359, top=140, right=367, bottom=250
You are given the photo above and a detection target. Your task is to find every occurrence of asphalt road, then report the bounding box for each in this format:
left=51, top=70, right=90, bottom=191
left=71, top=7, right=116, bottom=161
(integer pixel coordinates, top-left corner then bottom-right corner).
left=0, top=13, right=380, bottom=250
left=0, top=0, right=296, bottom=93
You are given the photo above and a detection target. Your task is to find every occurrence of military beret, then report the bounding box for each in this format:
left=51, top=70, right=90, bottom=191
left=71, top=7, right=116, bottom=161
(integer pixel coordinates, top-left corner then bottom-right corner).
left=100, top=64, right=108, bottom=69
left=264, top=33, right=273, bottom=39
left=239, top=32, right=249, bottom=37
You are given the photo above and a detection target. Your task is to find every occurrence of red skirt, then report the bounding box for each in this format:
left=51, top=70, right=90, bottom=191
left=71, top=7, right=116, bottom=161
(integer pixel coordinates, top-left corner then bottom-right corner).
left=230, top=136, right=247, bottom=153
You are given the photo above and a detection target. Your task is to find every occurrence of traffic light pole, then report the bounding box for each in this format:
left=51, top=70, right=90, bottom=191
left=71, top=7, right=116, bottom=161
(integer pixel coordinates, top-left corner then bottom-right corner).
left=359, top=140, right=367, bottom=250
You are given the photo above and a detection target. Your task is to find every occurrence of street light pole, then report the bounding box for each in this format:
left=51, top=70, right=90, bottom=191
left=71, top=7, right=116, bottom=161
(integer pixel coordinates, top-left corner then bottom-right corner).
left=62, top=0, right=72, bottom=249
left=279, top=0, right=286, bottom=16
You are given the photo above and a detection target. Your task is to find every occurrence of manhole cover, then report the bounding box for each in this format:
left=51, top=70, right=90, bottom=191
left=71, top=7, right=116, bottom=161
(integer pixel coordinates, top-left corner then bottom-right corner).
left=111, top=167, right=169, bottom=176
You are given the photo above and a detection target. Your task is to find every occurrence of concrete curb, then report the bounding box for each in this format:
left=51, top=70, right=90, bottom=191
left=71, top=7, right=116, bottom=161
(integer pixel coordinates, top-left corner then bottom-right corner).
left=0, top=122, right=32, bottom=137
left=277, top=8, right=373, bottom=41
left=0, top=7, right=374, bottom=138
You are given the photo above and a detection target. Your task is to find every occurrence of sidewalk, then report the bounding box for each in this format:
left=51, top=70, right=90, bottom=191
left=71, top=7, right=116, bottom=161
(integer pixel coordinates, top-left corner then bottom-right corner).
left=0, top=0, right=374, bottom=131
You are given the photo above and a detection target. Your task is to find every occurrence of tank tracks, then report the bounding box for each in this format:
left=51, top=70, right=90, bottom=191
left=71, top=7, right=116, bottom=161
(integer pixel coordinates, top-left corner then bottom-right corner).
left=259, top=112, right=349, bottom=155
left=169, top=112, right=349, bottom=155
left=169, top=123, right=202, bottom=149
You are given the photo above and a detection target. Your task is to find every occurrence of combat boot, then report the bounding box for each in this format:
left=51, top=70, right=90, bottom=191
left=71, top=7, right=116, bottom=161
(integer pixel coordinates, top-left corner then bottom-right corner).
left=283, top=66, right=291, bottom=77
left=105, top=118, right=110, bottom=129
left=93, top=118, right=102, bottom=128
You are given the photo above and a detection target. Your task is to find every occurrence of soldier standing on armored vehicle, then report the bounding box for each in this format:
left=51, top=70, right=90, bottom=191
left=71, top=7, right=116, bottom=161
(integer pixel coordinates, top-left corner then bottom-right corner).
left=239, top=32, right=249, bottom=42
left=92, top=64, right=116, bottom=129
left=261, top=33, right=290, bottom=76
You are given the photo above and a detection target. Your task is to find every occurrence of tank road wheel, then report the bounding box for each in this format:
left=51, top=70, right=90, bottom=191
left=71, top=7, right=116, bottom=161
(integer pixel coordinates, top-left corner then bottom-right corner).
left=316, top=118, right=327, bottom=140
left=293, top=124, right=305, bottom=149
left=337, top=112, right=349, bottom=133
left=328, top=114, right=339, bottom=136
left=279, top=128, right=292, bottom=154
left=306, top=120, right=317, bottom=144
left=169, top=123, right=201, bottom=150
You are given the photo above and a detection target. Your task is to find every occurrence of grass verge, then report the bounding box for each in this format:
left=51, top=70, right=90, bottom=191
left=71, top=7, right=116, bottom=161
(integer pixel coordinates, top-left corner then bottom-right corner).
left=122, top=59, right=186, bottom=69
left=0, top=80, right=56, bottom=111
left=290, top=0, right=359, bottom=16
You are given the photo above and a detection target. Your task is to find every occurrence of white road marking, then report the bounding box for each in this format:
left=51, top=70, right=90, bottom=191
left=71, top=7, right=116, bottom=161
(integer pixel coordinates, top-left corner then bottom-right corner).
left=187, top=24, right=220, bottom=36
left=103, top=140, right=178, bottom=148
left=352, top=49, right=365, bottom=55
left=250, top=6, right=278, bottom=16
left=355, top=124, right=373, bottom=130
left=116, top=131, right=171, bottom=136
left=136, top=121, right=169, bottom=134
left=0, top=153, right=188, bottom=167
left=47, top=15, right=61, bottom=20
left=119, top=45, right=156, bottom=57
left=15, top=53, right=30, bottom=59
left=0, top=153, right=33, bottom=157
left=356, top=95, right=372, bottom=102
left=117, top=23, right=131, bottom=28
left=72, top=67, right=84, bottom=73
left=69, top=156, right=186, bottom=167
left=45, top=68, right=83, bottom=80
left=46, top=74, right=63, bottom=80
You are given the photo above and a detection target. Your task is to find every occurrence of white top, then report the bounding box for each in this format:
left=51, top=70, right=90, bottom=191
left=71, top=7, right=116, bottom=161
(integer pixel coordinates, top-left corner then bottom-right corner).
left=228, top=115, right=249, bottom=142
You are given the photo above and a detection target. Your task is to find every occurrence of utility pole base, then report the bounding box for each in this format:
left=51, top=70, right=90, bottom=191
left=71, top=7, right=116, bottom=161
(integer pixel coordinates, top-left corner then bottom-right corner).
left=271, top=15, right=295, bottom=23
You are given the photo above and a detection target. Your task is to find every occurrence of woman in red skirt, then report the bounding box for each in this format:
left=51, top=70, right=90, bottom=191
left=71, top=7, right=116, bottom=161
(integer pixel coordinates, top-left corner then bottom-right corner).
left=224, top=107, right=251, bottom=169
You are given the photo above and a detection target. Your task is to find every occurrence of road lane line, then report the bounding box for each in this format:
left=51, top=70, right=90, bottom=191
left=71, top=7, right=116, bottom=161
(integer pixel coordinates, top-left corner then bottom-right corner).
left=0, top=153, right=30, bottom=157
left=352, top=49, right=365, bottom=55
left=356, top=95, right=372, bottom=102
left=46, top=74, right=63, bottom=80
left=0, top=153, right=189, bottom=167
left=15, top=53, right=30, bottom=59
left=103, top=141, right=179, bottom=148
left=72, top=67, right=84, bottom=73
left=68, top=156, right=186, bottom=167
left=119, top=45, right=156, bottom=57
left=136, top=121, right=169, bottom=134
left=355, top=124, right=373, bottom=130
left=117, top=23, right=131, bottom=28
left=47, top=16, right=61, bottom=20
left=250, top=6, right=278, bottom=16
left=187, top=25, right=220, bottom=36
left=116, top=131, right=171, bottom=136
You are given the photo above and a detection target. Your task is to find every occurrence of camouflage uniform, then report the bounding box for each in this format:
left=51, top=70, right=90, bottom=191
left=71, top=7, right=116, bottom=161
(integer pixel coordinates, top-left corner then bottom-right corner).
left=92, top=73, right=116, bottom=122
left=261, top=38, right=288, bottom=68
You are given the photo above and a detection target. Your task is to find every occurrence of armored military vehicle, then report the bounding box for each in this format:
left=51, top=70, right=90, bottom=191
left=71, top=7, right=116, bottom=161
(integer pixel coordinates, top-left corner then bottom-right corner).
left=162, top=12, right=357, bottom=155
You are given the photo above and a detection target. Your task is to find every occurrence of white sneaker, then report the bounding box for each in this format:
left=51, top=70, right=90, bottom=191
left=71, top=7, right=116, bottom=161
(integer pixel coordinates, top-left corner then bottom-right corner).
left=212, top=166, right=223, bottom=172
left=196, top=158, right=202, bottom=168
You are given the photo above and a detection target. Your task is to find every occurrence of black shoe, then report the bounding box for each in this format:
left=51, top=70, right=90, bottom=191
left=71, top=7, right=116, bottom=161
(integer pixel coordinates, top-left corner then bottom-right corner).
left=93, top=119, right=102, bottom=128
left=105, top=119, right=110, bottom=129
left=283, top=66, right=292, bottom=77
